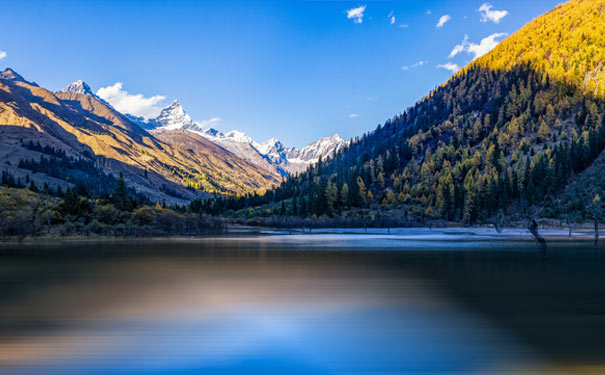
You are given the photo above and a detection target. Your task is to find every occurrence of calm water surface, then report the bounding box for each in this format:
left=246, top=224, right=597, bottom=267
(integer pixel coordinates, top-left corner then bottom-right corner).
left=1, top=232, right=604, bottom=374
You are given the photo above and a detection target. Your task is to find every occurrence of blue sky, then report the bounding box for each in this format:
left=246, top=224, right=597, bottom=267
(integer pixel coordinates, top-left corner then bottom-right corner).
left=0, top=0, right=562, bottom=147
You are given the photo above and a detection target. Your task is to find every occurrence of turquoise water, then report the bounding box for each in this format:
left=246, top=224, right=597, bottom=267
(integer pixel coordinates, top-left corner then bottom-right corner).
left=1, top=233, right=604, bottom=374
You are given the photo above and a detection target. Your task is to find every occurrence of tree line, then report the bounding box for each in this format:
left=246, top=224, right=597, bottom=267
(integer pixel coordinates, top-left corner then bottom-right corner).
left=194, top=64, right=605, bottom=226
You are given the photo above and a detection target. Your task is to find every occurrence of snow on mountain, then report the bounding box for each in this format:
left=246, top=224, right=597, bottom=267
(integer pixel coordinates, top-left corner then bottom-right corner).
left=196, top=126, right=345, bottom=176
left=223, top=130, right=257, bottom=145
left=55, top=80, right=346, bottom=175
left=60, top=80, right=96, bottom=96
left=258, top=138, right=289, bottom=164
left=104, top=95, right=346, bottom=176
left=155, top=100, right=201, bottom=131
left=57, top=80, right=114, bottom=108
left=291, top=134, right=346, bottom=163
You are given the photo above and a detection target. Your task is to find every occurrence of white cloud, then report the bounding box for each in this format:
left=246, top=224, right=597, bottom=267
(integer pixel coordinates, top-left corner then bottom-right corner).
left=436, top=14, right=451, bottom=28
left=478, top=3, right=508, bottom=23
left=426, top=10, right=432, bottom=15
left=387, top=11, right=396, bottom=25
left=199, top=117, right=221, bottom=128
left=448, top=32, right=507, bottom=60
left=437, top=62, right=460, bottom=73
left=349, top=113, right=359, bottom=119
left=96, top=82, right=166, bottom=119
left=0, top=50, right=6, bottom=60
left=346, top=5, right=366, bottom=24
left=402, top=60, right=428, bottom=71
left=367, top=96, right=378, bottom=102
left=448, top=35, right=469, bottom=59
left=398, top=24, right=409, bottom=28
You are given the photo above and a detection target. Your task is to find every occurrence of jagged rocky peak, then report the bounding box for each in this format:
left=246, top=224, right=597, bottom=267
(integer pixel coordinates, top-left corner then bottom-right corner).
left=291, top=134, right=346, bottom=162
left=224, top=130, right=255, bottom=144
left=156, top=100, right=195, bottom=130
left=202, top=128, right=223, bottom=137
left=0, top=67, right=38, bottom=86
left=60, top=80, right=95, bottom=96
left=258, top=137, right=288, bottom=162
left=0, top=67, right=24, bottom=81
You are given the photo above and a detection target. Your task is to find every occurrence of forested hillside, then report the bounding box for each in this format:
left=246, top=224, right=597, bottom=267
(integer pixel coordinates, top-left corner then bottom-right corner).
left=204, top=0, right=605, bottom=225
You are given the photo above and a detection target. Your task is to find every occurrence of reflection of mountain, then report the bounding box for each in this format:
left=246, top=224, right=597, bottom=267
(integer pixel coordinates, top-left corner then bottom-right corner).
left=0, top=71, right=280, bottom=202
left=132, top=99, right=346, bottom=176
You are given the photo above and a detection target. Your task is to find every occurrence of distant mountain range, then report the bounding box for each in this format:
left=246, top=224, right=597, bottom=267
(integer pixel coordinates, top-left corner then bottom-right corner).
left=0, top=70, right=283, bottom=202
left=0, top=69, right=345, bottom=203
left=126, top=99, right=346, bottom=176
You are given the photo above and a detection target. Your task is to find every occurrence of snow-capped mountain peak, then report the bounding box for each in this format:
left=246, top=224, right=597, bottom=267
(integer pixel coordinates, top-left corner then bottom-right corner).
left=155, top=100, right=198, bottom=130
left=202, top=128, right=223, bottom=137
left=287, top=134, right=346, bottom=164
left=224, top=130, right=256, bottom=144
left=258, top=137, right=289, bottom=164
left=60, top=80, right=96, bottom=96
left=116, top=97, right=346, bottom=177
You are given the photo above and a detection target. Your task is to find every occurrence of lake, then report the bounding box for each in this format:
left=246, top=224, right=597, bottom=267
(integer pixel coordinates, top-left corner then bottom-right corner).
left=1, top=229, right=604, bottom=374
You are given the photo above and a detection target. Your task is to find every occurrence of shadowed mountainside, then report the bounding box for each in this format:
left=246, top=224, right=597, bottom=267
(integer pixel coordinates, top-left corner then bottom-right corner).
left=205, top=0, right=605, bottom=225
left=0, top=73, right=280, bottom=203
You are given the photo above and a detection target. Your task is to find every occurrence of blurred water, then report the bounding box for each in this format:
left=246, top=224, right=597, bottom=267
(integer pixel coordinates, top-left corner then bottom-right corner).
left=0, top=233, right=604, bottom=374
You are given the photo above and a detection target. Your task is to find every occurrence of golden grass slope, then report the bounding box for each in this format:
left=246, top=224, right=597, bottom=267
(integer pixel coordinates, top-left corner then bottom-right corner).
left=0, top=73, right=280, bottom=199
left=474, top=0, right=605, bottom=98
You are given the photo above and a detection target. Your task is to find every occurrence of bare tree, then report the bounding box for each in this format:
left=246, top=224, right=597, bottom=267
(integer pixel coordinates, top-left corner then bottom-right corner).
left=528, top=218, right=548, bottom=261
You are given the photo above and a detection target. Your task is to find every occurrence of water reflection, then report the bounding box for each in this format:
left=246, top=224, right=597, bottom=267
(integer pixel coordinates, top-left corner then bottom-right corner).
left=0, top=234, right=604, bottom=374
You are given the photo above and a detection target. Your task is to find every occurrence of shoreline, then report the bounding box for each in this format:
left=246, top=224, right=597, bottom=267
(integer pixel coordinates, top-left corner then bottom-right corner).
left=0, top=225, right=602, bottom=245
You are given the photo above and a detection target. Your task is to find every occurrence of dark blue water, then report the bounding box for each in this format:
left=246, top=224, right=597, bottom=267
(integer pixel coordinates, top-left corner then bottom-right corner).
left=1, top=233, right=604, bottom=374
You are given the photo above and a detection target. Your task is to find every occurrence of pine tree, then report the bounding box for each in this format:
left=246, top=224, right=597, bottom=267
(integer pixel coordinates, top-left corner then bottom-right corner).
left=340, top=183, right=349, bottom=209
left=325, top=182, right=338, bottom=216
left=111, top=173, right=132, bottom=211
left=357, top=176, right=367, bottom=207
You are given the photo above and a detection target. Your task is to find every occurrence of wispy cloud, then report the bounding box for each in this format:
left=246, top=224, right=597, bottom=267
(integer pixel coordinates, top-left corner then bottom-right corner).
left=199, top=117, right=221, bottom=128
left=437, top=62, right=460, bottom=73
left=426, top=10, right=432, bottom=15
left=402, top=60, right=428, bottom=71
left=436, top=14, right=451, bottom=28
left=388, top=11, right=396, bottom=25
left=478, top=3, right=508, bottom=23
left=349, top=113, right=359, bottom=119
left=96, top=82, right=166, bottom=119
left=398, top=24, right=409, bottom=28
left=367, top=96, right=378, bottom=102
left=0, top=50, right=6, bottom=60
left=448, top=33, right=507, bottom=60
left=346, top=5, right=366, bottom=24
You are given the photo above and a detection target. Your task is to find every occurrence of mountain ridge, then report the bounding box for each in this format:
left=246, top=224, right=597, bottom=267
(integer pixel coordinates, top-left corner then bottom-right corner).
left=209, top=0, right=605, bottom=225
left=0, top=69, right=281, bottom=202
left=131, top=99, right=346, bottom=176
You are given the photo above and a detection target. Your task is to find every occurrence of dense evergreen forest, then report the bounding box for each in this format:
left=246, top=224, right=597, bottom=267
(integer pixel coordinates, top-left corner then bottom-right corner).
left=1, top=0, right=604, bottom=236
left=194, top=65, right=605, bottom=226
left=189, top=0, right=605, bottom=227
